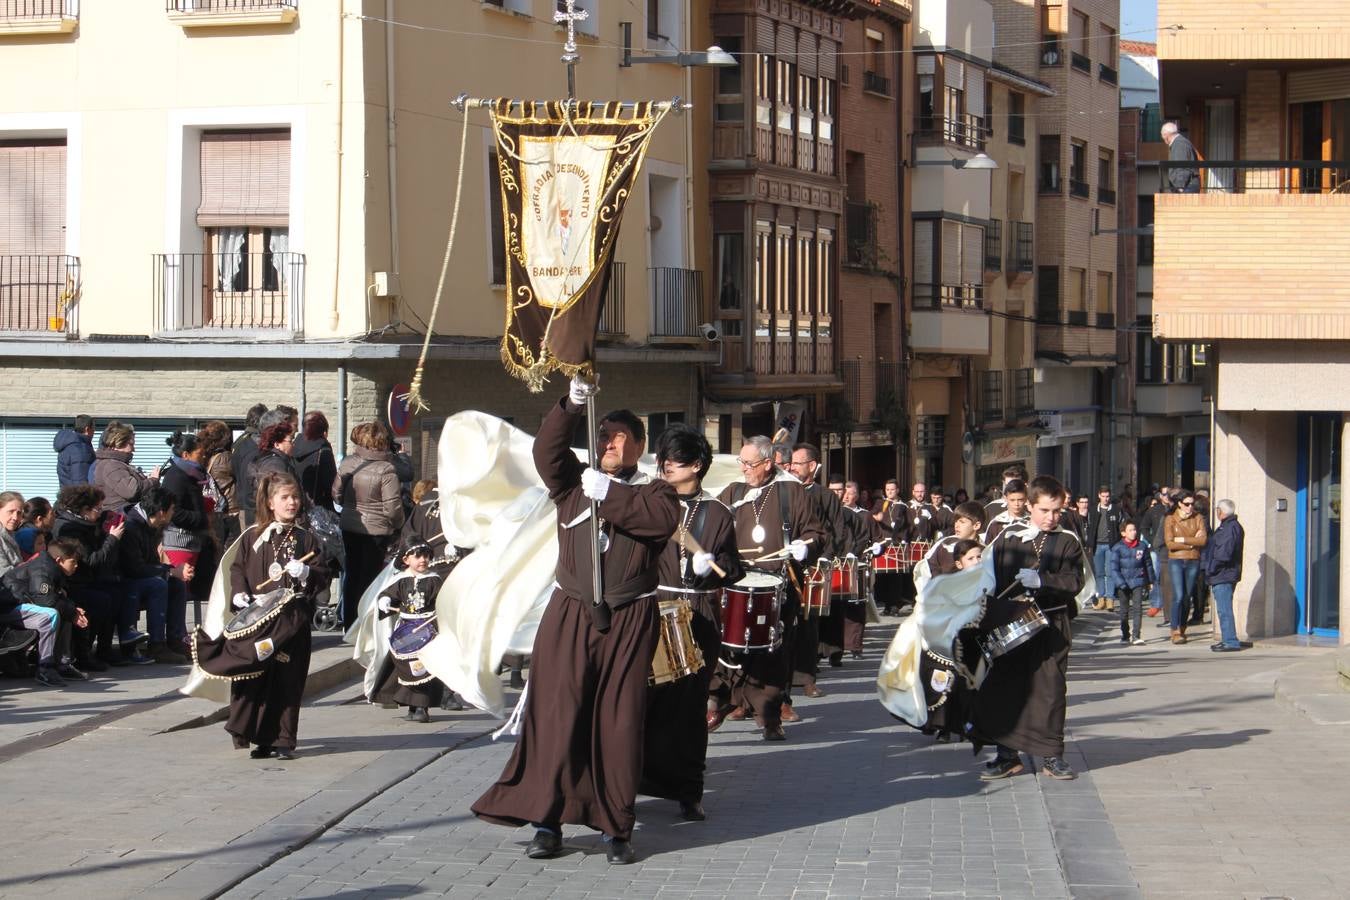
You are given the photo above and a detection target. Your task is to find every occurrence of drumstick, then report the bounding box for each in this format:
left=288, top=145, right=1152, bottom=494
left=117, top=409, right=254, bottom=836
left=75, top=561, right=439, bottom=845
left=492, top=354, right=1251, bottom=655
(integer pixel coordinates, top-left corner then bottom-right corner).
left=678, top=531, right=727, bottom=578
left=253, top=550, right=317, bottom=591
left=738, top=545, right=764, bottom=555
left=749, top=537, right=815, bottom=564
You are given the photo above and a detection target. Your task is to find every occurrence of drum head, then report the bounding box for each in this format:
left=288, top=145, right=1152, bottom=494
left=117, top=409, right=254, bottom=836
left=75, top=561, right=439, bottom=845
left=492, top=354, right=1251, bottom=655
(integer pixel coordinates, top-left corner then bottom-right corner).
left=224, top=587, right=291, bottom=636
left=737, top=570, right=783, bottom=589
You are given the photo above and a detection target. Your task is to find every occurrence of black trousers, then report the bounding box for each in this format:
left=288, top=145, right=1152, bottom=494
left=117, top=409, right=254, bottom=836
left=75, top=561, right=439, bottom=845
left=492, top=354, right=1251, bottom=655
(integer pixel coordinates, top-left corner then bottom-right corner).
left=341, top=531, right=394, bottom=626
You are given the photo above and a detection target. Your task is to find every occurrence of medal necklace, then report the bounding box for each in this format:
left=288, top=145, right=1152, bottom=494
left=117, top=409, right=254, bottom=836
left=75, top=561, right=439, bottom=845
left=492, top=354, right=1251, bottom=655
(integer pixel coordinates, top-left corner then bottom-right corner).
left=677, top=497, right=703, bottom=580
left=749, top=483, right=774, bottom=544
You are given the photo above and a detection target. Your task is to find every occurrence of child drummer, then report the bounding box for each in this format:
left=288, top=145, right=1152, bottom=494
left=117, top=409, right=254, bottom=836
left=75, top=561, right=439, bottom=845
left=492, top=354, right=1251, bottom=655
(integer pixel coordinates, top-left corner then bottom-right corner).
left=371, top=539, right=447, bottom=723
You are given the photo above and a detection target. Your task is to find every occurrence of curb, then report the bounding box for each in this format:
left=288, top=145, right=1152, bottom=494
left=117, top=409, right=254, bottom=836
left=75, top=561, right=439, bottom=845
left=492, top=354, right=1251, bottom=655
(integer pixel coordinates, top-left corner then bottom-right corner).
left=1273, top=654, right=1350, bottom=726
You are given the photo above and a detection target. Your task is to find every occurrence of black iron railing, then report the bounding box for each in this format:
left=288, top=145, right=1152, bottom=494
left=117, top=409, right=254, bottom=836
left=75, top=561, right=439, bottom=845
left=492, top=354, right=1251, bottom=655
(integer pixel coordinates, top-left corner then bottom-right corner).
left=650, top=266, right=703, bottom=338
left=863, top=70, right=891, bottom=96
left=599, top=261, right=626, bottom=336
left=1098, top=186, right=1116, bottom=205
left=876, top=361, right=901, bottom=418
left=1013, top=368, right=1034, bottom=417
left=980, top=370, right=1003, bottom=426
left=837, top=358, right=864, bottom=424
left=1158, top=159, right=1350, bottom=194
left=1010, top=221, right=1034, bottom=272
left=1066, top=310, right=1088, bottom=326
left=984, top=220, right=1002, bottom=272
left=153, top=252, right=303, bottom=332
left=1097, top=312, right=1115, bottom=330
left=1040, top=38, right=1064, bottom=66
left=0, top=255, right=79, bottom=334
left=944, top=113, right=987, bottom=152
left=1071, top=51, right=1091, bottom=73
left=3, top=0, right=78, bottom=16
left=1099, top=63, right=1117, bottom=84
left=914, top=282, right=985, bottom=311
left=165, top=0, right=296, bottom=10
left=1070, top=178, right=1090, bottom=199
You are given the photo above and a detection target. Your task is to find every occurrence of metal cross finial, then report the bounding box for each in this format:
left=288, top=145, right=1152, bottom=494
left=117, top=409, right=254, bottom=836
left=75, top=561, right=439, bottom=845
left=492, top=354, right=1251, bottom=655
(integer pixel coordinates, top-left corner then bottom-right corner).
left=554, top=0, right=588, bottom=63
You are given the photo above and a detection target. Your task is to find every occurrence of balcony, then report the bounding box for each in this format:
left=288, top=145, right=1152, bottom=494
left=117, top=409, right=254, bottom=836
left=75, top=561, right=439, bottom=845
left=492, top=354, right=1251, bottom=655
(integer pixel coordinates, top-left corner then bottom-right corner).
left=154, top=252, right=303, bottom=335
left=166, top=0, right=297, bottom=28
left=1069, top=179, right=1090, bottom=199
left=599, top=261, right=626, bottom=338
left=1035, top=313, right=1115, bottom=364
left=1071, top=52, right=1091, bottom=74
left=862, top=70, right=891, bottom=97
left=1098, top=186, right=1116, bottom=205
left=649, top=266, right=703, bottom=340
left=835, top=358, right=902, bottom=425
left=0, top=255, right=79, bottom=335
left=912, top=285, right=990, bottom=356
left=1154, top=160, right=1350, bottom=341
left=1099, top=63, right=1118, bottom=85
left=914, top=282, right=984, bottom=311
left=712, top=320, right=838, bottom=389
left=0, top=0, right=78, bottom=34
left=1040, top=37, right=1064, bottom=67
left=984, top=221, right=1002, bottom=274
left=1137, top=382, right=1204, bottom=417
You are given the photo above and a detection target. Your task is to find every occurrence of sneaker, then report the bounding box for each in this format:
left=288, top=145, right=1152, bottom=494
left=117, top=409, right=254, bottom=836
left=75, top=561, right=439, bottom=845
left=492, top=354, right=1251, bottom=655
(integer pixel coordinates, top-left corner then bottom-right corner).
left=1041, top=756, right=1077, bottom=780
left=412, top=707, right=430, bottom=723
left=980, top=755, right=1024, bottom=781
left=57, top=663, right=89, bottom=681
left=35, top=666, right=66, bottom=687
left=1131, top=637, right=1147, bottom=646
left=120, top=630, right=150, bottom=649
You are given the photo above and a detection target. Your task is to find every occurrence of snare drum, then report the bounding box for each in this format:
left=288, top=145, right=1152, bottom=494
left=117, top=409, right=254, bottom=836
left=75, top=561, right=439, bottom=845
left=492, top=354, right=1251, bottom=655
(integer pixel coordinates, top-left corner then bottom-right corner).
left=802, top=563, right=832, bottom=618
left=873, top=543, right=908, bottom=574
left=390, top=615, right=437, bottom=659
left=720, top=571, right=784, bottom=652
left=854, top=560, right=874, bottom=603
left=906, top=541, right=931, bottom=566
left=830, top=556, right=859, bottom=599
left=650, top=597, right=705, bottom=685
left=980, top=601, right=1049, bottom=663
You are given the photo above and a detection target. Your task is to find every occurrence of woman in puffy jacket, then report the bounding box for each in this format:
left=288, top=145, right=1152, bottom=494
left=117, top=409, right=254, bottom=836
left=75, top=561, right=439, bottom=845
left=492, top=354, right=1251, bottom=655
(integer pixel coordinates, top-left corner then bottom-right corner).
left=92, top=422, right=155, bottom=514
left=332, top=421, right=405, bottom=626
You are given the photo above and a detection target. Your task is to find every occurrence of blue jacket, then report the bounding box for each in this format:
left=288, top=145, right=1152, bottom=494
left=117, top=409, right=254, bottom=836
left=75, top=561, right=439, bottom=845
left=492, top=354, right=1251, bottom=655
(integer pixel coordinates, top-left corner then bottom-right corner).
left=1203, top=516, right=1244, bottom=585
left=53, top=428, right=94, bottom=487
left=1107, top=538, right=1156, bottom=591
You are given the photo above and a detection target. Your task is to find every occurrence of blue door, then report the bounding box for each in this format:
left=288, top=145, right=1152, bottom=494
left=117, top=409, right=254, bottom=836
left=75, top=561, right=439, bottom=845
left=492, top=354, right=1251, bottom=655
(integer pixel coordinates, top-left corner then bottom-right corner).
left=1296, top=413, right=1341, bottom=636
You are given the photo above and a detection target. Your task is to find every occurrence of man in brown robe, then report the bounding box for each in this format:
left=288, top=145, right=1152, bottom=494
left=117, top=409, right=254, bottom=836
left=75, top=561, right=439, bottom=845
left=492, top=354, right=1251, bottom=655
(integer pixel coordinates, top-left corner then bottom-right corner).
left=835, top=479, right=882, bottom=660
left=973, top=475, right=1087, bottom=782
left=708, top=436, right=825, bottom=740
left=785, top=443, right=849, bottom=701
left=472, top=380, right=679, bottom=866
left=640, top=425, right=743, bottom=822
left=871, top=479, right=906, bottom=614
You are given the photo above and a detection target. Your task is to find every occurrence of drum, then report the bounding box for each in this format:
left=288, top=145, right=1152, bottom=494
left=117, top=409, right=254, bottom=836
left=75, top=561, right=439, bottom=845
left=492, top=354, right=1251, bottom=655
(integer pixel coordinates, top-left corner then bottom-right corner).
left=830, top=556, right=859, bottom=599
left=223, top=587, right=292, bottom=639
left=906, top=541, right=931, bottom=566
left=873, top=543, right=908, bottom=574
left=853, top=560, right=874, bottom=603
left=802, top=563, right=832, bottom=618
left=720, top=570, right=784, bottom=652
left=650, top=597, right=705, bottom=685
left=390, top=615, right=437, bottom=659
left=980, top=601, right=1049, bottom=664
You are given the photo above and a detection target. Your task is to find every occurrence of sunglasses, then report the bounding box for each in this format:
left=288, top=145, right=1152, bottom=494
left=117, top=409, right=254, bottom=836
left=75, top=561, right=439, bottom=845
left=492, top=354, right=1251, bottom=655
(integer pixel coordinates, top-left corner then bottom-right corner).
left=1180, top=501, right=1194, bottom=507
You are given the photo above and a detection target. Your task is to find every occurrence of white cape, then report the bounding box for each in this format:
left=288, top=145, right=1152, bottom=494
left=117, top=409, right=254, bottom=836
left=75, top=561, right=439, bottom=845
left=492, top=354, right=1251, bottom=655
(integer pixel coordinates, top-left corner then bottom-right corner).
left=180, top=534, right=244, bottom=703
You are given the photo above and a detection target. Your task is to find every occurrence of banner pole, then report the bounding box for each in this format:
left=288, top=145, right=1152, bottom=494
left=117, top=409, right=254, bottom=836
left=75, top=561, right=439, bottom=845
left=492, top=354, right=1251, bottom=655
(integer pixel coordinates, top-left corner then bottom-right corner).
left=586, top=390, right=604, bottom=612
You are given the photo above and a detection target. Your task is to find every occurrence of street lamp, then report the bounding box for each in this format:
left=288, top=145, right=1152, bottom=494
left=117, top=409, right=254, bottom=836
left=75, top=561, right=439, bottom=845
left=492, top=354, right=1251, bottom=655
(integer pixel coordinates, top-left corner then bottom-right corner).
left=910, top=152, right=999, bottom=170
left=620, top=23, right=738, bottom=68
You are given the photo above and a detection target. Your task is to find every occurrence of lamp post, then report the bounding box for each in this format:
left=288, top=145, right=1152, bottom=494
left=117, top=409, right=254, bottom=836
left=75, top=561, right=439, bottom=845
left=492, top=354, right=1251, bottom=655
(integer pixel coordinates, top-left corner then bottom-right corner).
left=619, top=22, right=738, bottom=68
left=910, top=153, right=1000, bottom=170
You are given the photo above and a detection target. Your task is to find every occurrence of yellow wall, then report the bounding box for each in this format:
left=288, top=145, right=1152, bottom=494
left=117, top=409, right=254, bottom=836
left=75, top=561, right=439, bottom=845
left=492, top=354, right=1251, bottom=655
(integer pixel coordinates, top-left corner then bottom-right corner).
left=1158, top=0, right=1350, bottom=60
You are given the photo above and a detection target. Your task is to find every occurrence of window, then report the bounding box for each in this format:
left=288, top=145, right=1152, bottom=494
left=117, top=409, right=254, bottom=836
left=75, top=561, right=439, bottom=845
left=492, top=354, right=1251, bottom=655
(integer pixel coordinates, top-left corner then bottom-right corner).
left=797, top=230, right=814, bottom=316
left=798, top=72, right=816, bottom=137
left=754, top=221, right=772, bottom=319
left=864, top=28, right=889, bottom=95
left=916, top=416, right=946, bottom=453
left=1097, top=148, right=1116, bottom=204
left=1041, top=0, right=1066, bottom=66
left=984, top=220, right=1002, bottom=272
left=1009, top=92, right=1026, bottom=145
left=775, top=227, right=792, bottom=317
left=1137, top=195, right=1155, bottom=265
left=487, top=150, right=505, bottom=284
left=1100, top=25, right=1118, bottom=69
left=1066, top=267, right=1087, bottom=324
left=647, top=411, right=685, bottom=437
left=776, top=60, right=796, bottom=133
left=714, top=36, right=743, bottom=123
left=647, top=0, right=663, bottom=40
left=756, top=54, right=773, bottom=127
left=818, top=77, right=835, bottom=140
left=1096, top=271, right=1113, bottom=322
left=1070, top=10, right=1090, bottom=71
left=1142, top=103, right=1163, bottom=142
left=0, top=139, right=66, bottom=255
left=1039, top=135, right=1061, bottom=192
left=981, top=370, right=1004, bottom=425
left=198, top=129, right=292, bottom=298
left=817, top=229, right=834, bottom=324
left=1069, top=139, right=1088, bottom=198
left=1037, top=266, right=1060, bottom=322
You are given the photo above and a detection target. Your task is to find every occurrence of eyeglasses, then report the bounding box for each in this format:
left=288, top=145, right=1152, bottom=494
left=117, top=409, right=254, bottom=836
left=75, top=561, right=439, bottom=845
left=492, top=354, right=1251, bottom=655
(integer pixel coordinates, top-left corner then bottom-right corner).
left=1180, top=501, right=1194, bottom=507
left=738, top=458, right=767, bottom=469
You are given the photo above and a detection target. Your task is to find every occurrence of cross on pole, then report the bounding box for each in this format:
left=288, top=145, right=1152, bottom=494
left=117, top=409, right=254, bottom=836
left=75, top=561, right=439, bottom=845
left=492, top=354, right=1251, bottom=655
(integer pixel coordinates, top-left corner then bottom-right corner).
left=554, top=0, right=589, bottom=99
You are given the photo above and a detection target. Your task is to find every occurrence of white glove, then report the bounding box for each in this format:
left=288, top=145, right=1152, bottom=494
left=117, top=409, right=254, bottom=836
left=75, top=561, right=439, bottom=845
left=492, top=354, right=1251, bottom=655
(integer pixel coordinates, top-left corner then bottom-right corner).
left=871, top=542, right=886, bottom=557
left=284, top=559, right=310, bottom=582
left=692, top=551, right=714, bottom=576
left=845, top=552, right=857, bottom=560
left=232, top=592, right=250, bottom=609
left=377, top=596, right=393, bottom=614
left=1015, top=568, right=1042, bottom=590
left=581, top=467, right=611, bottom=502
left=568, top=374, right=598, bottom=406
left=788, top=540, right=808, bottom=562
left=921, top=508, right=932, bottom=519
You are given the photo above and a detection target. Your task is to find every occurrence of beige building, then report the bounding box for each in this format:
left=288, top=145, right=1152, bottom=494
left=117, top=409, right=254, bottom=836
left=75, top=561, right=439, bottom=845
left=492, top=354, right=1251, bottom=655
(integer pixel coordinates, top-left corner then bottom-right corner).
left=1154, top=0, right=1350, bottom=643
left=0, top=0, right=714, bottom=499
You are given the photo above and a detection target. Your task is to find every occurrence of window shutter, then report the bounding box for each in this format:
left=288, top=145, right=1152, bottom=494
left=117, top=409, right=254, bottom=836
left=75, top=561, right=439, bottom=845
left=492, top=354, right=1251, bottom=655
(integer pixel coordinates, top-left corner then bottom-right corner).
left=198, top=130, right=291, bottom=227
left=914, top=221, right=934, bottom=285
left=961, top=225, right=983, bottom=286
left=797, top=31, right=817, bottom=77
left=755, top=16, right=775, bottom=54
left=966, top=67, right=986, bottom=117
left=0, top=141, right=67, bottom=255
left=941, top=220, right=961, bottom=285
left=1, top=423, right=62, bottom=504
left=945, top=59, right=965, bottom=90
left=819, top=40, right=838, bottom=79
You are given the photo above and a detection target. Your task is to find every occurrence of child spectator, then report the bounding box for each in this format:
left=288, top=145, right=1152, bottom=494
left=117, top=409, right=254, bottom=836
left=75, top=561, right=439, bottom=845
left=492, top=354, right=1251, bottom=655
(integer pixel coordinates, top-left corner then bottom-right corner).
left=2, top=538, right=89, bottom=686
left=16, top=497, right=54, bottom=558
left=1107, top=520, right=1156, bottom=646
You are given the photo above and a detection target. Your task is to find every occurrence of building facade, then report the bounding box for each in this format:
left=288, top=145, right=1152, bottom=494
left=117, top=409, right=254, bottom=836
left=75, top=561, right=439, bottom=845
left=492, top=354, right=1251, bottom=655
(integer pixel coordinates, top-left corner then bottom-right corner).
left=0, top=0, right=714, bottom=500
left=1154, top=0, right=1350, bottom=642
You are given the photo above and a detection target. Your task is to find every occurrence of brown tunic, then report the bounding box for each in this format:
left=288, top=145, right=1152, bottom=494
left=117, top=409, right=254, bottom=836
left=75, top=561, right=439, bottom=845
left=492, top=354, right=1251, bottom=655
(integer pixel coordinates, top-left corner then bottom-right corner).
left=871, top=498, right=907, bottom=608
left=711, top=474, right=824, bottom=727
left=473, top=397, right=679, bottom=840
left=641, top=493, right=742, bottom=804
left=971, top=525, right=1086, bottom=757
left=193, top=522, right=329, bottom=752
left=794, top=482, right=849, bottom=687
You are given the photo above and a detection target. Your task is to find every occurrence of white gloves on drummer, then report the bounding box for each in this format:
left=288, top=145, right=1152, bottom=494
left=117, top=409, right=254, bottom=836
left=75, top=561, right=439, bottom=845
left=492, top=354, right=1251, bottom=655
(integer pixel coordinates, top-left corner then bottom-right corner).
left=1015, top=568, right=1042, bottom=590
left=568, top=374, right=599, bottom=406
left=285, top=558, right=310, bottom=582
left=871, top=541, right=886, bottom=557
left=581, top=467, right=611, bottom=502
left=377, top=596, right=393, bottom=614
left=232, top=592, right=250, bottom=609
left=788, top=540, right=809, bottom=562
left=845, top=552, right=857, bottom=560
left=692, top=551, right=714, bottom=576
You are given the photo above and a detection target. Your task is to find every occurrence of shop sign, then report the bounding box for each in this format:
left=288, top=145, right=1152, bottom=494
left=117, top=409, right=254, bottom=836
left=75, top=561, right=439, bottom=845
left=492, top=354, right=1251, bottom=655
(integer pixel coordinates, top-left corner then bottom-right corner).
left=978, top=433, right=1036, bottom=466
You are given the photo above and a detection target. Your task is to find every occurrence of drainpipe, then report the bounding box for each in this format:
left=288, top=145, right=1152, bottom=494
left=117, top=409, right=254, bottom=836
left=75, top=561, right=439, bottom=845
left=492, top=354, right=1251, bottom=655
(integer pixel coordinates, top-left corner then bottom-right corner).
left=337, top=363, right=348, bottom=459
left=329, top=0, right=347, bottom=332
left=385, top=0, right=401, bottom=320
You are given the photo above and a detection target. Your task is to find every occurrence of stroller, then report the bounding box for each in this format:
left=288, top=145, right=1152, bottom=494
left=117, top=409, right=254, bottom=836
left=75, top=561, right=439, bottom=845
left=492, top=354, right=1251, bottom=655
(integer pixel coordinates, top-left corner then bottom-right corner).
left=306, top=506, right=346, bottom=632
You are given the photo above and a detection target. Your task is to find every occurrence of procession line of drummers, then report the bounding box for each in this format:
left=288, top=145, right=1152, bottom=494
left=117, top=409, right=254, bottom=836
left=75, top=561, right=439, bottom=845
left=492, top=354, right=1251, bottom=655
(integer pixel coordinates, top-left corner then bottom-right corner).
left=189, top=388, right=1086, bottom=864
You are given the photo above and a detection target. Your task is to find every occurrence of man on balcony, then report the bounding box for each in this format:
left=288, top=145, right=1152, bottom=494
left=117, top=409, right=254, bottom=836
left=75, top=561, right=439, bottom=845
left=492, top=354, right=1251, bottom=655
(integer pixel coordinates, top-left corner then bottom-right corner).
left=1161, top=123, right=1200, bottom=194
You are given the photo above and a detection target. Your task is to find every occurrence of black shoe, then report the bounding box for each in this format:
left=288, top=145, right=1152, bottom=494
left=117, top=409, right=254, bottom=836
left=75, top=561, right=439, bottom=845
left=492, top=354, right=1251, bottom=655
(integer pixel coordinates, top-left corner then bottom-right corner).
left=525, top=830, right=563, bottom=859
left=1041, top=756, right=1077, bottom=780
left=125, top=650, right=155, bottom=666
left=934, top=731, right=952, bottom=744
left=441, top=692, right=466, bottom=711
left=57, top=663, right=88, bottom=681
left=1211, top=644, right=1241, bottom=653
left=98, top=652, right=132, bottom=668
left=274, top=748, right=298, bottom=760
left=249, top=745, right=275, bottom=759
left=604, top=838, right=636, bottom=865
left=509, top=670, right=526, bottom=690
left=828, top=651, right=843, bottom=667
left=851, top=650, right=863, bottom=659
left=120, top=630, right=150, bottom=649
left=0, top=628, right=37, bottom=656
left=763, top=724, right=786, bottom=741
left=412, top=706, right=430, bottom=723
left=979, top=755, right=1025, bottom=781
left=679, top=801, right=706, bottom=821
left=35, top=666, right=66, bottom=687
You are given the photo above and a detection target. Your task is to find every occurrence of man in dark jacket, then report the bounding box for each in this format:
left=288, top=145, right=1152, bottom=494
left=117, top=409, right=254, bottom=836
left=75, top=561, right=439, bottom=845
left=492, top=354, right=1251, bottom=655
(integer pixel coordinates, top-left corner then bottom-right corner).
left=1140, top=490, right=1173, bottom=616
left=1161, top=122, right=1200, bottom=193
left=229, top=403, right=269, bottom=516
left=1087, top=487, right=1125, bottom=608
left=120, top=486, right=189, bottom=664
left=53, top=415, right=96, bottom=487
left=1203, top=499, right=1245, bottom=652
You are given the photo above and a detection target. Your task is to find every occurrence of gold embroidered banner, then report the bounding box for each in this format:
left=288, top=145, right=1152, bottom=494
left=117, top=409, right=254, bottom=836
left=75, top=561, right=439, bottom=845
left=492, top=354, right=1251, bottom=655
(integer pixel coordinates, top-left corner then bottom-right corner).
left=490, top=100, right=668, bottom=391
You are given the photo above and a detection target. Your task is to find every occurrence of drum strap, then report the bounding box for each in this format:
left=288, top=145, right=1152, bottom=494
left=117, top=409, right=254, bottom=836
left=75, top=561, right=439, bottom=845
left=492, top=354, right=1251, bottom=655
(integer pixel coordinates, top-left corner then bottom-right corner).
left=681, top=500, right=712, bottom=587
